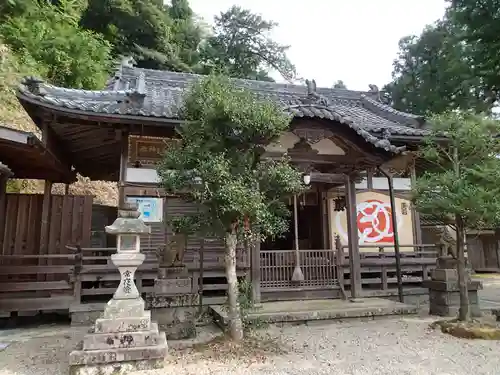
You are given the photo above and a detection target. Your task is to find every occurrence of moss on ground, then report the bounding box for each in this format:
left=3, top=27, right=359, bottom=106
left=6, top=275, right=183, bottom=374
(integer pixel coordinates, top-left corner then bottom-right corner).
left=431, top=318, right=500, bottom=340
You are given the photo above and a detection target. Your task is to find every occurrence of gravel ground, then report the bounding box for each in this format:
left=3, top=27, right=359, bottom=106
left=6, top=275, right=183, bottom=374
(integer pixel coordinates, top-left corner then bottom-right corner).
left=1, top=316, right=500, bottom=375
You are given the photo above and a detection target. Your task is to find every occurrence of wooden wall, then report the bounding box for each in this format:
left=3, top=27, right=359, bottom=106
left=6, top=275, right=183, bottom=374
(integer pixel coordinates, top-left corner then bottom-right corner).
left=1, top=194, right=93, bottom=260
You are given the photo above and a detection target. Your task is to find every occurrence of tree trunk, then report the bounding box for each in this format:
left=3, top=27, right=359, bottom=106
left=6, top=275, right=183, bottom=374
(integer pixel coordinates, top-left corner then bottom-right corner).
left=224, top=228, right=244, bottom=341
left=456, top=214, right=470, bottom=321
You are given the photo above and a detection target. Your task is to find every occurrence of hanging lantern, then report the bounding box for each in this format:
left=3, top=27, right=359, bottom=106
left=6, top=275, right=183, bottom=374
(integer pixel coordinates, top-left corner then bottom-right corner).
left=333, top=196, right=347, bottom=212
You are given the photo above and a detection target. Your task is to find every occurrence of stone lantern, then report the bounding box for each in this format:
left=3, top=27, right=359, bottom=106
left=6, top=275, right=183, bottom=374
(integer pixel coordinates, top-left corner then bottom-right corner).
left=69, top=203, right=168, bottom=375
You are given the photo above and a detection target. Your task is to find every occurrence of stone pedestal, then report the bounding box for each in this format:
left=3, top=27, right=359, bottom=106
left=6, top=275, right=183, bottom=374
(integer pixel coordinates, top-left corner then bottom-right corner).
left=151, top=266, right=198, bottom=340
left=423, top=257, right=482, bottom=317
left=69, top=203, right=167, bottom=375
left=69, top=298, right=168, bottom=375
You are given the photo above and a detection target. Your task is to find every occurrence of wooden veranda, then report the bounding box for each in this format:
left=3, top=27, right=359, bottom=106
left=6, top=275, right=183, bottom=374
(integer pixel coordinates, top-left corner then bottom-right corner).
left=0, top=64, right=441, bottom=319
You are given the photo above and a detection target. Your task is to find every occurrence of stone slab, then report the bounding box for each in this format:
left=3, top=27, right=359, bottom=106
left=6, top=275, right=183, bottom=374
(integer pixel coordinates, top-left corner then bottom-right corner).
left=152, top=307, right=197, bottom=340
left=83, top=323, right=162, bottom=350
left=431, top=268, right=458, bottom=282
left=423, top=280, right=482, bottom=292
left=210, top=298, right=417, bottom=326
left=69, top=357, right=166, bottom=375
left=154, top=277, right=192, bottom=295
left=102, top=298, right=145, bottom=319
left=69, top=332, right=167, bottom=366
left=94, top=313, right=151, bottom=333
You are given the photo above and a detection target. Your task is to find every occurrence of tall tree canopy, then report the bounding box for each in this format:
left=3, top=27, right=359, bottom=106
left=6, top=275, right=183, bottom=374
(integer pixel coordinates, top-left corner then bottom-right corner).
left=448, top=0, right=500, bottom=103
left=157, top=75, right=304, bottom=340
left=0, top=0, right=111, bottom=89
left=199, top=6, right=296, bottom=81
left=383, top=20, right=495, bottom=115
left=79, top=0, right=198, bottom=71
left=413, top=112, right=500, bottom=320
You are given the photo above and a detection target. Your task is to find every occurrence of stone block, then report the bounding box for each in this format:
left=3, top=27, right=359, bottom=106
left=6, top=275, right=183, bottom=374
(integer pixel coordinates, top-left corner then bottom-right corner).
left=425, top=279, right=482, bottom=318
left=94, top=313, right=151, bottom=333
left=152, top=307, right=197, bottom=340
left=69, top=358, right=165, bottom=375
left=431, top=268, right=458, bottom=282
left=102, top=298, right=145, bottom=319
left=83, top=323, right=162, bottom=350
left=437, top=256, right=458, bottom=270
left=69, top=332, right=168, bottom=366
left=154, top=277, right=192, bottom=295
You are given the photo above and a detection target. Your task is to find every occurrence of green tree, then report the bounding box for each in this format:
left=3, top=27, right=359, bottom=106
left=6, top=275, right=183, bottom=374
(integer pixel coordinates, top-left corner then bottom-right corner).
left=80, top=0, right=195, bottom=71
left=166, top=0, right=204, bottom=71
left=157, top=75, right=304, bottom=340
left=412, top=112, right=500, bottom=321
left=448, top=0, right=500, bottom=102
left=0, top=0, right=111, bottom=89
left=200, top=6, right=296, bottom=81
left=332, top=80, right=347, bottom=89
left=384, top=20, right=495, bottom=115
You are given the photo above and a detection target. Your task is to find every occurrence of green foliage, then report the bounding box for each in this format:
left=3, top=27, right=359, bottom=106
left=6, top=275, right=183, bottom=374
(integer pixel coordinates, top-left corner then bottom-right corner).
left=412, top=112, right=500, bottom=229
left=448, top=0, right=500, bottom=102
left=199, top=6, right=296, bottom=82
left=237, top=277, right=267, bottom=330
left=384, top=20, right=494, bottom=115
left=0, top=0, right=112, bottom=89
left=157, top=74, right=304, bottom=240
left=80, top=0, right=190, bottom=71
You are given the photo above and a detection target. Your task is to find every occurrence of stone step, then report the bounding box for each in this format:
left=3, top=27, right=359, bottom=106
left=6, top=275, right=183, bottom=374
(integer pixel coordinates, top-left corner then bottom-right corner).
left=83, top=323, right=162, bottom=350
left=102, top=298, right=146, bottom=319
left=70, top=331, right=167, bottom=366
left=94, top=312, right=151, bottom=333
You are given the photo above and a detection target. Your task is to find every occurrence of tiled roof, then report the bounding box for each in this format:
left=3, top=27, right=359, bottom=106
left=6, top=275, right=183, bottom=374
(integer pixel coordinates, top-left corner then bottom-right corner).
left=0, top=162, right=12, bottom=176
left=17, top=63, right=429, bottom=154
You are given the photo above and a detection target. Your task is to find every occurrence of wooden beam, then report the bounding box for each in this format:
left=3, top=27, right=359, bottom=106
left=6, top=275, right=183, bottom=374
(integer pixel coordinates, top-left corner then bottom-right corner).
left=0, top=177, right=7, bottom=260
left=345, top=174, right=362, bottom=298
left=41, top=120, right=73, bottom=173
left=409, top=161, right=422, bottom=245
left=118, top=131, right=129, bottom=207
left=38, top=180, right=52, bottom=281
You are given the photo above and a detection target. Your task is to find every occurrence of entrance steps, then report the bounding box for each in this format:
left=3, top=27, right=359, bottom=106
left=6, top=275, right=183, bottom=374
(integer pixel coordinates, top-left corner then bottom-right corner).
left=210, top=298, right=418, bottom=326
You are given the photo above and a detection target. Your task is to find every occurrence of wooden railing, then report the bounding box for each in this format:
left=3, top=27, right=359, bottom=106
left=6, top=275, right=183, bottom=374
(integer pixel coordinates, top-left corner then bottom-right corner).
left=0, top=253, right=77, bottom=314
left=260, top=249, right=337, bottom=290
left=337, top=243, right=438, bottom=295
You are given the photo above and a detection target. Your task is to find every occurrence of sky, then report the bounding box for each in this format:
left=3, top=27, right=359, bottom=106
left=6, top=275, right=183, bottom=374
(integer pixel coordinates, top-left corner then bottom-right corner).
left=188, top=0, right=447, bottom=91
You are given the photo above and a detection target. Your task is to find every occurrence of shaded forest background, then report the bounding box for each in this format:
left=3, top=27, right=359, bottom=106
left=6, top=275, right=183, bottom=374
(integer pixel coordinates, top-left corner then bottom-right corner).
left=0, top=0, right=498, bottom=203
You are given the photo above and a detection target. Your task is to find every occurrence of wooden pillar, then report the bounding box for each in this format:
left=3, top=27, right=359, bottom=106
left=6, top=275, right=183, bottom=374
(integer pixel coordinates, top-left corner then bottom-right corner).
left=0, top=175, right=8, bottom=259
left=39, top=180, right=52, bottom=280
left=251, top=239, right=261, bottom=305
left=345, top=174, right=362, bottom=298
left=118, top=131, right=129, bottom=208
left=410, top=161, right=422, bottom=245
left=320, top=185, right=330, bottom=249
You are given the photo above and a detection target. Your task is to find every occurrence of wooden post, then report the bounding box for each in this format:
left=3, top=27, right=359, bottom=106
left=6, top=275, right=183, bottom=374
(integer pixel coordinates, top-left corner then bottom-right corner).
left=345, top=174, right=362, bottom=298
left=39, top=180, right=52, bottom=281
left=291, top=194, right=304, bottom=282
left=251, top=239, right=261, bottom=305
left=118, top=131, right=129, bottom=208
left=0, top=175, right=8, bottom=260
left=379, top=167, right=404, bottom=302
left=410, top=161, right=422, bottom=246
left=320, top=187, right=329, bottom=249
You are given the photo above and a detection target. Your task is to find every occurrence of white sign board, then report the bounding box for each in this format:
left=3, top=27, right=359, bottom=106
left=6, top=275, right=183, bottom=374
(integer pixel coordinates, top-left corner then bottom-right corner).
left=126, top=197, right=163, bottom=223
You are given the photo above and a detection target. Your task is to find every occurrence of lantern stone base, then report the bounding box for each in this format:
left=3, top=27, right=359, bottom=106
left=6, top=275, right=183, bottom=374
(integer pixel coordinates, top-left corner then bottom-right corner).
left=69, top=298, right=167, bottom=375
left=423, top=265, right=482, bottom=318
left=150, top=273, right=198, bottom=340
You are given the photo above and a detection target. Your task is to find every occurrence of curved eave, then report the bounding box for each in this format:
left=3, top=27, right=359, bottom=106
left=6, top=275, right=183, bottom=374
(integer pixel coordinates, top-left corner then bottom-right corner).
left=286, top=104, right=406, bottom=154
left=17, top=91, right=182, bottom=126
left=361, top=95, right=426, bottom=128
